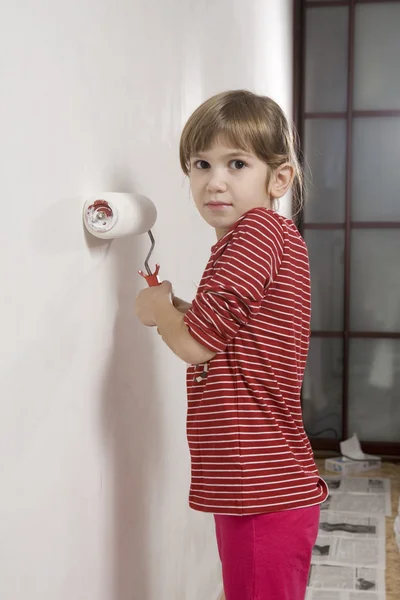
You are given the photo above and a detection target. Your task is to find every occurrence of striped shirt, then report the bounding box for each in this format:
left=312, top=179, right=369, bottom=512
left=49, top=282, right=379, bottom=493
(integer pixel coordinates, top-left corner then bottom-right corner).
left=184, top=207, right=328, bottom=515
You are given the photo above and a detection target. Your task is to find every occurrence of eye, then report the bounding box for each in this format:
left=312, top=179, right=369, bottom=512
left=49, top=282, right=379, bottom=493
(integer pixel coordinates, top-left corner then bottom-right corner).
left=229, top=159, right=247, bottom=170
left=194, top=159, right=210, bottom=169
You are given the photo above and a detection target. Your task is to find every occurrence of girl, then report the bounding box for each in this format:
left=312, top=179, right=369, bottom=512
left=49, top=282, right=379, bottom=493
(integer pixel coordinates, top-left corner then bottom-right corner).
left=135, top=90, right=328, bottom=600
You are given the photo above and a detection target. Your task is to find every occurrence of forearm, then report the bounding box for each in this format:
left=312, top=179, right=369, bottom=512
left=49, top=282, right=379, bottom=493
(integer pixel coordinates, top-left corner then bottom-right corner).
left=154, top=297, right=215, bottom=365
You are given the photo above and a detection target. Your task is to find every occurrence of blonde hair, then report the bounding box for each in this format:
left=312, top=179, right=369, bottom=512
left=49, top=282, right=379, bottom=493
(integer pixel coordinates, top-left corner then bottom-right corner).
left=179, top=90, right=304, bottom=215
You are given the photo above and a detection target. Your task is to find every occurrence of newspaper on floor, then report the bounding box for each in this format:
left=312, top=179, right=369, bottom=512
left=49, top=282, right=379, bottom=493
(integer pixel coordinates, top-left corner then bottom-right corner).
left=324, top=478, right=391, bottom=496
left=321, top=488, right=392, bottom=517
left=312, top=512, right=386, bottom=568
left=307, top=566, right=385, bottom=594
left=306, top=591, right=385, bottom=600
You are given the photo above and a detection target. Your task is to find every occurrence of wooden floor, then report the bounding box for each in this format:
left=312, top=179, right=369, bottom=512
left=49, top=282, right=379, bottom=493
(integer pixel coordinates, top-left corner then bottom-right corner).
left=317, top=460, right=400, bottom=600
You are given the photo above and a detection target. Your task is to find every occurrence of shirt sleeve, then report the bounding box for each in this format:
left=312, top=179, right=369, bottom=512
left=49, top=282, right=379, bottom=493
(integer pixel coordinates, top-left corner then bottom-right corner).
left=184, top=208, right=285, bottom=353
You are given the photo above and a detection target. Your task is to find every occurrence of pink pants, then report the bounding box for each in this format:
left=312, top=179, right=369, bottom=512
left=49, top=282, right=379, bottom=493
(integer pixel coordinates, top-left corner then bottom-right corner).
left=214, top=505, right=320, bottom=600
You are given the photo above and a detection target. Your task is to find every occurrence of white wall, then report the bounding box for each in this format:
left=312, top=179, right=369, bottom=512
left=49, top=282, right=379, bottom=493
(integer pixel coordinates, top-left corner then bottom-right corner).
left=0, top=1, right=293, bottom=598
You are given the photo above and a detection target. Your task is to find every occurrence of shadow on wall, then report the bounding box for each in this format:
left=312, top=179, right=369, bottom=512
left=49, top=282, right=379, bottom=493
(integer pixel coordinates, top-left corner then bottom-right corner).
left=103, top=232, right=162, bottom=600
left=84, top=179, right=162, bottom=599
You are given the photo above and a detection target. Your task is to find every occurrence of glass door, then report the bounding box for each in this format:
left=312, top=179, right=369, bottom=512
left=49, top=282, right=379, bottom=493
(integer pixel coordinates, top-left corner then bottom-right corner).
left=295, top=0, right=400, bottom=454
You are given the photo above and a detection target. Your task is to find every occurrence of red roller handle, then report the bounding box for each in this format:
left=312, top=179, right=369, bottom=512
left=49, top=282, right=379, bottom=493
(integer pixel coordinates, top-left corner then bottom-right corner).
left=138, top=264, right=161, bottom=287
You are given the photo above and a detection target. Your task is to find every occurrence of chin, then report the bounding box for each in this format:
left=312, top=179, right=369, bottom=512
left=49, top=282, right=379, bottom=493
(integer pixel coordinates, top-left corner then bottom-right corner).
left=207, top=216, right=236, bottom=230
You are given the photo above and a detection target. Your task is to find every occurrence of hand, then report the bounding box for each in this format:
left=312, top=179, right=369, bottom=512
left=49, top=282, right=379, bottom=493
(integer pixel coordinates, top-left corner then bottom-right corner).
left=135, top=280, right=173, bottom=327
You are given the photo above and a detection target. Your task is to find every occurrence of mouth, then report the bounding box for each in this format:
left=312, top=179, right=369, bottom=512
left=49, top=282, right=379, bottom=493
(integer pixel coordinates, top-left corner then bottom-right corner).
left=206, top=202, right=232, bottom=211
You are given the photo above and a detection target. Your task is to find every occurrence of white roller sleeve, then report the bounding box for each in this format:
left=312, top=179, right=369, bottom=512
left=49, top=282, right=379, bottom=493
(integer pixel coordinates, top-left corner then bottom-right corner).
left=83, top=193, right=157, bottom=239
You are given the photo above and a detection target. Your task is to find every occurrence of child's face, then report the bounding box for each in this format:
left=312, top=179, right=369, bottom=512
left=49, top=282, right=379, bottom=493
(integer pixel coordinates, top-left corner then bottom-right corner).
left=189, top=142, right=271, bottom=239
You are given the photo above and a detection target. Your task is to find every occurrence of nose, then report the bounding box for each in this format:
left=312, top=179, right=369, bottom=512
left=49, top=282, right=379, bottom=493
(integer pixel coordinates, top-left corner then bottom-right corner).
left=206, top=169, right=228, bottom=193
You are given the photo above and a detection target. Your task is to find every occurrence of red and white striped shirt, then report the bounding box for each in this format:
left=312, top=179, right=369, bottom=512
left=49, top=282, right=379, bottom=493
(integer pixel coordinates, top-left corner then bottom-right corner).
left=184, top=207, right=328, bottom=515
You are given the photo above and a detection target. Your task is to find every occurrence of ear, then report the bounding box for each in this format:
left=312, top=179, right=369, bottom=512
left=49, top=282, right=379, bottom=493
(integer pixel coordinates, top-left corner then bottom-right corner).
left=268, top=163, right=295, bottom=199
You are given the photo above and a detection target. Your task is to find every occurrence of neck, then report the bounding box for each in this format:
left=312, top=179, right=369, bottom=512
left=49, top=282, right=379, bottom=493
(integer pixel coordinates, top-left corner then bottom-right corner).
left=215, top=228, right=228, bottom=240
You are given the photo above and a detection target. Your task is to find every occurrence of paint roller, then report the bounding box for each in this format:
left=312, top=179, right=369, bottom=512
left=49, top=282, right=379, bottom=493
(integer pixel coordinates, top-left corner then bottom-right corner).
left=82, top=192, right=160, bottom=286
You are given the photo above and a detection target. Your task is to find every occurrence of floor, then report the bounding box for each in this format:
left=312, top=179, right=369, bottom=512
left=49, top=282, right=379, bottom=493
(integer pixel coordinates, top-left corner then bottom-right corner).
left=217, top=461, right=400, bottom=600
left=317, top=459, right=400, bottom=600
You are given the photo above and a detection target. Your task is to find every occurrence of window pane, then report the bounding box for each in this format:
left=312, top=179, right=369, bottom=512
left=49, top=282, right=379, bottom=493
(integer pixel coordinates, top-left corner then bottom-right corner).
left=354, top=4, right=400, bottom=110
left=350, top=230, right=400, bottom=332
left=305, top=7, right=349, bottom=113
left=303, top=338, right=343, bottom=440
left=348, top=339, right=400, bottom=442
left=305, top=230, right=345, bottom=332
left=352, top=117, right=400, bottom=221
left=304, top=119, right=347, bottom=223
